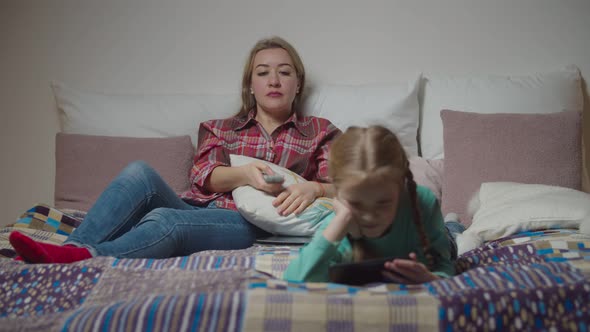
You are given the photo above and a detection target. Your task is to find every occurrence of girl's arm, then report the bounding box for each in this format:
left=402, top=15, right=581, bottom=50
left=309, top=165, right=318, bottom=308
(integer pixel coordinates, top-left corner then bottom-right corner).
left=283, top=203, right=353, bottom=282
left=282, top=232, right=343, bottom=282
left=420, top=187, right=455, bottom=278
left=382, top=187, right=455, bottom=283
left=322, top=198, right=353, bottom=242
left=426, top=222, right=455, bottom=278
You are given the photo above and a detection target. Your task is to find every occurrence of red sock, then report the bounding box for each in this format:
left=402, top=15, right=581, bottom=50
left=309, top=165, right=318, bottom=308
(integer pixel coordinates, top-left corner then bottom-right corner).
left=9, top=231, right=92, bottom=264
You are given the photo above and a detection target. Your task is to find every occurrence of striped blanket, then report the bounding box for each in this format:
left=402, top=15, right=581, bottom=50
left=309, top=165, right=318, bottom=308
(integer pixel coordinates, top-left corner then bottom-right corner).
left=1, top=204, right=590, bottom=331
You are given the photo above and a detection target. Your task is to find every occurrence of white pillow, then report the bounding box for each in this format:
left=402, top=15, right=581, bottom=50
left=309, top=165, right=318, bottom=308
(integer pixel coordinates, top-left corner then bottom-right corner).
left=419, top=66, right=583, bottom=159
left=52, top=81, right=239, bottom=145
left=303, top=77, right=420, bottom=156
left=457, top=182, right=590, bottom=255
left=52, top=77, right=421, bottom=155
left=229, top=154, right=334, bottom=236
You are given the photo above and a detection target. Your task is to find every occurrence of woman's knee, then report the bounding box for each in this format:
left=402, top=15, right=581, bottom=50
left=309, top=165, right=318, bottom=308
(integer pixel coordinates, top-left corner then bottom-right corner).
left=121, top=160, right=156, bottom=177
left=116, top=160, right=161, bottom=186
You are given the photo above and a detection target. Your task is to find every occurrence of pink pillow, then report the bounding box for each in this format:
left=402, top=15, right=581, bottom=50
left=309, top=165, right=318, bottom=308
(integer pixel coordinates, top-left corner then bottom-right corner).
left=55, top=133, right=194, bottom=211
left=441, top=110, right=582, bottom=226
left=409, top=156, right=444, bottom=201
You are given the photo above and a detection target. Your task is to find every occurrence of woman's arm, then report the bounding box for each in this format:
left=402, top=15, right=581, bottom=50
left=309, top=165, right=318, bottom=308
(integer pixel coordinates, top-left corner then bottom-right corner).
left=193, top=121, right=283, bottom=197
left=272, top=120, right=341, bottom=215
left=315, top=182, right=335, bottom=198
left=314, top=122, right=341, bottom=197
left=205, top=162, right=283, bottom=195
left=205, top=165, right=248, bottom=193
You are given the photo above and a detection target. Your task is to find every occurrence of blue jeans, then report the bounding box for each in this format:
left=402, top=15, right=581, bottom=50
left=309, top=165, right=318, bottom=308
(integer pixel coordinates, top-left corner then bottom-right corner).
left=444, top=220, right=466, bottom=260
left=65, top=161, right=269, bottom=258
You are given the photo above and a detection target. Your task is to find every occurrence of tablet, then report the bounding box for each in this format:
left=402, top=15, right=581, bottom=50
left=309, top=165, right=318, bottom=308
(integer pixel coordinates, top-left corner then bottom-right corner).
left=255, top=235, right=312, bottom=245
left=328, top=256, right=404, bottom=286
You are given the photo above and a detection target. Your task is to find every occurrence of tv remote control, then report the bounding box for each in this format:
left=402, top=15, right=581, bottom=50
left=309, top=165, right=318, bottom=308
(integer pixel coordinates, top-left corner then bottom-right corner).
left=262, top=174, right=285, bottom=183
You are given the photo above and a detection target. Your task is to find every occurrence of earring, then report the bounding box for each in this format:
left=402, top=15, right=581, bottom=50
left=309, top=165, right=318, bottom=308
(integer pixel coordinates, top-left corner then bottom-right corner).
left=250, top=89, right=254, bottom=94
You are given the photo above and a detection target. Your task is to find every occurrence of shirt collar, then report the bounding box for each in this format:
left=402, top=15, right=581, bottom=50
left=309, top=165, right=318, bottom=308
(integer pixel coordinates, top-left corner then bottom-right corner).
left=233, top=109, right=312, bottom=137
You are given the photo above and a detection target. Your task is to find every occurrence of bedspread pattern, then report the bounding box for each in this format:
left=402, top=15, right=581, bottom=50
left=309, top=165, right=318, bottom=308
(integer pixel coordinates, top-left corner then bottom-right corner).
left=253, top=229, right=590, bottom=331
left=1, top=205, right=590, bottom=331
left=1, top=249, right=257, bottom=332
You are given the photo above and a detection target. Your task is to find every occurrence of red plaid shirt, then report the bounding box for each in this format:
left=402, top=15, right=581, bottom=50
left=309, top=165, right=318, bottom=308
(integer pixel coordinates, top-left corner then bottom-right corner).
left=180, top=110, right=341, bottom=210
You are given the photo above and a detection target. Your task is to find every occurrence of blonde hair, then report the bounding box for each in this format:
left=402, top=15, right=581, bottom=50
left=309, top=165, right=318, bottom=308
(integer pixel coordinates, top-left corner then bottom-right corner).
left=237, top=36, right=306, bottom=117
left=328, top=125, right=435, bottom=268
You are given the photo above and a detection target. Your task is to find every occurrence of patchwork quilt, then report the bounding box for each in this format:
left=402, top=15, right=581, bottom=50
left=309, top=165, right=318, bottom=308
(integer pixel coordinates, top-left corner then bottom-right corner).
left=1, top=204, right=590, bottom=331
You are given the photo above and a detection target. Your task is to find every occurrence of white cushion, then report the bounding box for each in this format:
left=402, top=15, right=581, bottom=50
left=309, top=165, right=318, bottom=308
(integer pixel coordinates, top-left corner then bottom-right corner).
left=52, top=77, right=421, bottom=154
left=303, top=77, right=421, bottom=155
left=456, top=182, right=590, bottom=255
left=52, top=82, right=239, bottom=146
left=230, top=154, right=334, bottom=236
left=419, top=66, right=583, bottom=159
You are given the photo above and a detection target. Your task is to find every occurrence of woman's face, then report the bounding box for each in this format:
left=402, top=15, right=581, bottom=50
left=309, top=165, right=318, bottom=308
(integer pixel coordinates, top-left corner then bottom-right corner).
left=250, top=48, right=300, bottom=116
left=338, top=177, right=401, bottom=238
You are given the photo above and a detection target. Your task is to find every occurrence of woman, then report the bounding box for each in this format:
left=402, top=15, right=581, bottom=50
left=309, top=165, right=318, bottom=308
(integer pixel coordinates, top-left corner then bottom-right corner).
left=10, top=36, right=341, bottom=263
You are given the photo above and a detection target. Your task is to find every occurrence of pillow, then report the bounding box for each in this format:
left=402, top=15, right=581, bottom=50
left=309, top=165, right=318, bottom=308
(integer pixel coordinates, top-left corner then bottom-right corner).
left=11, top=204, right=82, bottom=236
left=442, top=110, right=582, bottom=225
left=52, top=82, right=239, bottom=145
left=409, top=156, right=444, bottom=201
left=303, top=77, right=421, bottom=155
left=419, top=66, right=583, bottom=159
left=229, top=154, right=334, bottom=236
left=457, top=182, right=590, bottom=255
left=53, top=78, right=421, bottom=155
left=55, top=133, right=194, bottom=211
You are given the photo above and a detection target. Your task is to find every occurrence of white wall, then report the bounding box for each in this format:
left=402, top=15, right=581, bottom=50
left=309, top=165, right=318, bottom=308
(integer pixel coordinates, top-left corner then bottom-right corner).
left=1, top=0, right=589, bottom=226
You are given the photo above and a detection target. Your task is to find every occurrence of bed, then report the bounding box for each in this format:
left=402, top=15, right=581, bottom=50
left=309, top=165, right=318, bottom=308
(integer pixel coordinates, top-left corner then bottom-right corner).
left=1, top=66, right=589, bottom=331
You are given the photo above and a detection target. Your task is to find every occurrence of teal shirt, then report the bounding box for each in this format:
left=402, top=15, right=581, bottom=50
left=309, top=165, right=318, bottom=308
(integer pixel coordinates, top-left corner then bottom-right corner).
left=283, top=186, right=454, bottom=282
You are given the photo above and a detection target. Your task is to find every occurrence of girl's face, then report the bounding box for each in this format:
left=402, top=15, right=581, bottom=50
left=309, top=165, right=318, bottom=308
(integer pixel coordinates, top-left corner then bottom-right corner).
left=250, top=48, right=300, bottom=116
left=337, top=177, right=401, bottom=238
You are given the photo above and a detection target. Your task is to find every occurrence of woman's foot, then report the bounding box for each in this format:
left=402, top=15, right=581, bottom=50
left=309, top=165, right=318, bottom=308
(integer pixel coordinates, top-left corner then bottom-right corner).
left=9, top=231, right=92, bottom=263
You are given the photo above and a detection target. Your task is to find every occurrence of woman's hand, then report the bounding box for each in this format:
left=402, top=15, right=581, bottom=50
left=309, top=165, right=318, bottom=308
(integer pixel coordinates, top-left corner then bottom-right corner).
left=272, top=182, right=320, bottom=216
left=241, top=162, right=284, bottom=195
left=381, top=252, right=440, bottom=284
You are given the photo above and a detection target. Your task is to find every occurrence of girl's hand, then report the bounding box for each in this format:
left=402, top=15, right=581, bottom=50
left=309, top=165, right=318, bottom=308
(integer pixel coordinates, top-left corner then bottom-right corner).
left=332, top=196, right=351, bottom=217
left=381, top=252, right=440, bottom=284
left=332, top=198, right=361, bottom=239
left=322, top=197, right=354, bottom=242
left=272, top=182, right=319, bottom=216
left=241, top=162, right=284, bottom=195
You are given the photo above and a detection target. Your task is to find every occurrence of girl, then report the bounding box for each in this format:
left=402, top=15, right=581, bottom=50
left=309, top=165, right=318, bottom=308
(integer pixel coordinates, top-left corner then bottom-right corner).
left=10, top=36, right=340, bottom=263
left=283, top=125, right=460, bottom=284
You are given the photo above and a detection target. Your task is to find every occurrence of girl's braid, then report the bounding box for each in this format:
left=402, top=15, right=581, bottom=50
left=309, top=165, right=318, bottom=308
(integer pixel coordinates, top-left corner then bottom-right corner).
left=405, top=169, right=436, bottom=269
